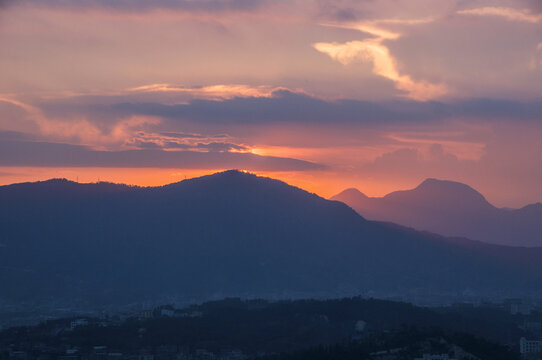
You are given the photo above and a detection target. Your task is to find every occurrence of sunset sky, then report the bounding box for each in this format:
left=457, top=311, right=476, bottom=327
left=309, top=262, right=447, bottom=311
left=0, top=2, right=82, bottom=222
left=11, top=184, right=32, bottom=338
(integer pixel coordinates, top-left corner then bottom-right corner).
left=1, top=0, right=541, bottom=207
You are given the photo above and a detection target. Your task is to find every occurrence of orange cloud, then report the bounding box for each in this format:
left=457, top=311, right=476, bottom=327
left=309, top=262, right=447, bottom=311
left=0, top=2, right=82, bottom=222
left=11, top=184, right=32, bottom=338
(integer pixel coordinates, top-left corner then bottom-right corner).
left=126, top=84, right=302, bottom=101
left=313, top=39, right=448, bottom=101
left=0, top=83, right=309, bottom=151
left=313, top=20, right=448, bottom=101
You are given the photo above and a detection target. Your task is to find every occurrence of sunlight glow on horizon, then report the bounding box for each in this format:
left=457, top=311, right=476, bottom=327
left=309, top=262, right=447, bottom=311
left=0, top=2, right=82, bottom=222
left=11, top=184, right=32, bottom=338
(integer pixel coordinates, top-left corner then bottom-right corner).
left=0, top=166, right=414, bottom=197
left=0, top=166, right=499, bottom=207
left=0, top=0, right=541, bottom=209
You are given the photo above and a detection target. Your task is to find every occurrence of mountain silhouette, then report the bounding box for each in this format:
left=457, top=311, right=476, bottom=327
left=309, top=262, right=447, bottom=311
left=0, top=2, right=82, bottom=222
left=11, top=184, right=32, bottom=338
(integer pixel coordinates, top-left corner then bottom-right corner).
left=1, top=171, right=541, bottom=309
left=332, top=178, right=542, bottom=247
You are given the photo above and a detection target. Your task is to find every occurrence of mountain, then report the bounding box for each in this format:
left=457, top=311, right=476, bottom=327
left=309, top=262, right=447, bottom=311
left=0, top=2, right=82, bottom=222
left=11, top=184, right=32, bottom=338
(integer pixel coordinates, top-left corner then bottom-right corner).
left=1, top=171, right=542, bottom=310
left=331, top=178, right=542, bottom=247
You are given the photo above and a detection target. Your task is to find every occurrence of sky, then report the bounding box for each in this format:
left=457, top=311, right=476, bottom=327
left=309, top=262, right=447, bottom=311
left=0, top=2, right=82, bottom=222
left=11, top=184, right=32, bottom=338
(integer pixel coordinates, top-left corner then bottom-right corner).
left=0, top=0, right=541, bottom=207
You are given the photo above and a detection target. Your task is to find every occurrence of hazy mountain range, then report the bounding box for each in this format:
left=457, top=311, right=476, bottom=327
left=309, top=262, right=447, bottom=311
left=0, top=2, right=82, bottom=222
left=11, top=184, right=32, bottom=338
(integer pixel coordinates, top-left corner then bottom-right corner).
left=1, top=171, right=541, bottom=309
left=331, top=179, right=542, bottom=247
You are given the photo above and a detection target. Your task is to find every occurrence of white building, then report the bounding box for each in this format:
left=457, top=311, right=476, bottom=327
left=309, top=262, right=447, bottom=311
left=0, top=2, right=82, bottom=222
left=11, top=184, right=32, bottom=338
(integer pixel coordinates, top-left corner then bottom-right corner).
left=520, top=337, right=542, bottom=355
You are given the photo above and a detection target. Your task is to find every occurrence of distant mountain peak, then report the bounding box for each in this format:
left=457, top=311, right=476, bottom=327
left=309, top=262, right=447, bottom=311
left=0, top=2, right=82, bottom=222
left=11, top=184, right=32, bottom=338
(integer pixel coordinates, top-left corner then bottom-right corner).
left=415, top=178, right=485, bottom=197
left=207, top=169, right=258, bottom=180
left=334, top=188, right=369, bottom=199
left=328, top=178, right=542, bottom=246
left=383, top=178, right=494, bottom=210
left=167, top=170, right=274, bottom=189
left=417, top=178, right=478, bottom=191
left=38, top=178, right=76, bottom=185
left=209, top=169, right=252, bottom=176
left=163, top=170, right=331, bottom=208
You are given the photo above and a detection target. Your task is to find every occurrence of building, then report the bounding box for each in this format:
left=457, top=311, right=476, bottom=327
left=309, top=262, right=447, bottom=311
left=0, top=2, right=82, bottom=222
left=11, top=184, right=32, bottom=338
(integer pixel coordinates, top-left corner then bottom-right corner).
left=160, top=308, right=174, bottom=317
left=520, top=337, right=542, bottom=355
left=508, top=299, right=532, bottom=315
left=415, top=355, right=457, bottom=360
left=355, top=320, right=367, bottom=332
left=69, top=318, right=88, bottom=331
left=139, top=310, right=154, bottom=319
left=175, top=311, right=202, bottom=318
left=521, top=321, right=542, bottom=333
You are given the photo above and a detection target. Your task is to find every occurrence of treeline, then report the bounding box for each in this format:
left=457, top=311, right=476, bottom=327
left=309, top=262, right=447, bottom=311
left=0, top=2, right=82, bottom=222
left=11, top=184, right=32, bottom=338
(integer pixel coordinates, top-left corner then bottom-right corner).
left=263, top=329, right=519, bottom=360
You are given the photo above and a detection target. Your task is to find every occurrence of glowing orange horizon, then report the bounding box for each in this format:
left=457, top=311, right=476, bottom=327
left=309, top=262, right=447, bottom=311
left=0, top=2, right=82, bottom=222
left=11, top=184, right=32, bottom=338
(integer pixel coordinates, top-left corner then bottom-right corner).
left=0, top=166, right=423, bottom=200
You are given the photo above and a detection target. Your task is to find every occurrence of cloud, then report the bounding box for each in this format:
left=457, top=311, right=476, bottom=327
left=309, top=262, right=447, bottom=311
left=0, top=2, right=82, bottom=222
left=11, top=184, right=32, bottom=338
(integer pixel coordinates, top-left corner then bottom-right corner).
left=13, top=0, right=269, bottom=13
left=8, top=90, right=542, bottom=144
left=362, top=145, right=463, bottom=173
left=99, top=92, right=542, bottom=125
left=2, top=1, right=540, bottom=102
left=0, top=0, right=12, bottom=9
left=124, top=130, right=248, bottom=152
left=313, top=20, right=448, bottom=101
left=325, top=22, right=403, bottom=40
left=28, top=85, right=307, bottom=112
left=195, top=142, right=246, bottom=152
left=0, top=139, right=324, bottom=171
left=316, top=4, right=358, bottom=22
left=107, top=91, right=422, bottom=124
left=313, top=40, right=448, bottom=101
left=351, top=123, right=542, bottom=208
left=355, top=145, right=475, bottom=190
left=457, top=7, right=542, bottom=23
left=0, top=130, right=36, bottom=141
left=159, top=132, right=214, bottom=139
left=125, top=84, right=303, bottom=102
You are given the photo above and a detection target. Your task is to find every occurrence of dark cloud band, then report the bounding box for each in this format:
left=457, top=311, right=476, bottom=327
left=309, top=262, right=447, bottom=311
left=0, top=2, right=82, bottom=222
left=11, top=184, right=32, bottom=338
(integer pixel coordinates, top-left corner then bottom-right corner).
left=99, top=92, right=542, bottom=125
left=0, top=139, right=324, bottom=171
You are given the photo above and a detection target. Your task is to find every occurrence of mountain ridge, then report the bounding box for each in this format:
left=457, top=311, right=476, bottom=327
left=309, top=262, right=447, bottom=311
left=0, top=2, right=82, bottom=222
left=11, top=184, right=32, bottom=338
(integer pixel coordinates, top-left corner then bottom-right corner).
left=1, top=171, right=541, bottom=310
left=332, top=178, right=542, bottom=247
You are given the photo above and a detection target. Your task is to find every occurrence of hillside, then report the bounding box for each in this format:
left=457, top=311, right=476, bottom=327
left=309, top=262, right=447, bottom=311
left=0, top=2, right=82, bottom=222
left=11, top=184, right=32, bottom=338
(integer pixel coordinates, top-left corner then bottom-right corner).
left=1, top=171, right=542, bottom=310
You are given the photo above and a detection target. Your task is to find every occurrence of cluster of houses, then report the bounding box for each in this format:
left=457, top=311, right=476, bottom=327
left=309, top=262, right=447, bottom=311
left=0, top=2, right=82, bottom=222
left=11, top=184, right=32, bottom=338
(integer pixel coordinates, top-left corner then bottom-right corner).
left=136, top=308, right=202, bottom=320
left=3, top=345, right=249, bottom=360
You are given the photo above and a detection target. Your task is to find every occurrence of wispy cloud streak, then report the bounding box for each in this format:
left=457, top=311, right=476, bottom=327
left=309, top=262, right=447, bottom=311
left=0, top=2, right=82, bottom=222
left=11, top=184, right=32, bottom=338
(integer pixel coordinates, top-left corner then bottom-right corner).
left=457, top=7, right=542, bottom=23
left=126, top=84, right=301, bottom=101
